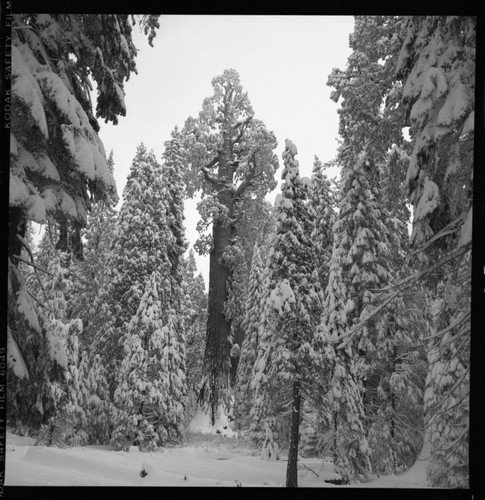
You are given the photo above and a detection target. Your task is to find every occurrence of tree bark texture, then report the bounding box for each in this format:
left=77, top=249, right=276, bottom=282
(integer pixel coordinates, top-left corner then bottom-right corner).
left=199, top=136, right=236, bottom=424
left=286, top=377, right=301, bottom=488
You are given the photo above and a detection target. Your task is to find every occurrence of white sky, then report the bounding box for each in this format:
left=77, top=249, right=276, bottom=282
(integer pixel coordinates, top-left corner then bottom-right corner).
left=98, top=15, right=355, bottom=287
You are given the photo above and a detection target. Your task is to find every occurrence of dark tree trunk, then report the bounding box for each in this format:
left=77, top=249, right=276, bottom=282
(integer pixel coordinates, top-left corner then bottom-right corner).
left=286, top=377, right=301, bottom=488
left=198, top=137, right=236, bottom=424
left=9, top=206, right=27, bottom=259
left=199, top=216, right=234, bottom=423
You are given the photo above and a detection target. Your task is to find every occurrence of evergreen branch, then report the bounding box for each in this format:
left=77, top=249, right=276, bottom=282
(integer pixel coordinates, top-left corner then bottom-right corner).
left=16, top=234, right=36, bottom=261
left=12, top=254, right=55, bottom=277
left=422, top=311, right=471, bottom=342
left=336, top=242, right=471, bottom=350
left=13, top=235, right=53, bottom=304
left=408, top=212, right=467, bottom=258
left=25, top=287, right=62, bottom=321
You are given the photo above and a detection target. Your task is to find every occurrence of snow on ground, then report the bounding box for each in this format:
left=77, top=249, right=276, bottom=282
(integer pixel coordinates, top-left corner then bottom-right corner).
left=187, top=406, right=237, bottom=437
left=4, top=431, right=431, bottom=488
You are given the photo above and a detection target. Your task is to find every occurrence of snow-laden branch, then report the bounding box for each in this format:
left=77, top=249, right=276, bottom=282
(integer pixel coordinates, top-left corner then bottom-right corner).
left=336, top=240, right=471, bottom=350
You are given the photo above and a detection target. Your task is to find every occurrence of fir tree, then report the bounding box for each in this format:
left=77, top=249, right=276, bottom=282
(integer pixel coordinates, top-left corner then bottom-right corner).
left=67, top=152, right=119, bottom=353
left=225, top=199, right=276, bottom=386
left=8, top=14, right=159, bottom=436
left=78, top=352, right=113, bottom=444
left=161, top=127, right=189, bottom=299
left=112, top=271, right=187, bottom=448
left=250, top=140, right=322, bottom=487
left=93, top=144, right=173, bottom=393
left=28, top=256, right=86, bottom=446
left=233, top=243, right=265, bottom=429
left=308, top=156, right=338, bottom=291
left=396, top=16, right=474, bottom=487
left=326, top=16, right=421, bottom=478
left=181, top=251, right=208, bottom=420
left=314, top=233, right=371, bottom=481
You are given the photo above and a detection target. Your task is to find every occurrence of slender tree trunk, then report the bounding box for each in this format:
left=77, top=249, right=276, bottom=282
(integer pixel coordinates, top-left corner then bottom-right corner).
left=286, top=377, right=301, bottom=488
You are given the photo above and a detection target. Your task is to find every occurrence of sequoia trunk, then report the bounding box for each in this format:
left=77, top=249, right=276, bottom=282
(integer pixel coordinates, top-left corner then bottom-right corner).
left=198, top=138, right=236, bottom=424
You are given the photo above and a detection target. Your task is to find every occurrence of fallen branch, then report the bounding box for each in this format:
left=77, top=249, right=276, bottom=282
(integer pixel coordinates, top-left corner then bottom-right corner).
left=299, top=463, right=319, bottom=477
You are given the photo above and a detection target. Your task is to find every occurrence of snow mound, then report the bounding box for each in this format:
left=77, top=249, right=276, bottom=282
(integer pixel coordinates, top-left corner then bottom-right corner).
left=187, top=406, right=237, bottom=437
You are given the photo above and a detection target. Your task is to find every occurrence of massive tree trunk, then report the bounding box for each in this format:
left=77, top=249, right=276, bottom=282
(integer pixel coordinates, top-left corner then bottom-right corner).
left=286, top=377, right=301, bottom=488
left=201, top=216, right=234, bottom=423
left=198, top=138, right=236, bottom=424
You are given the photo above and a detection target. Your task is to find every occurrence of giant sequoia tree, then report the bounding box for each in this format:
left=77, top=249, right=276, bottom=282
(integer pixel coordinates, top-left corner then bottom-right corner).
left=180, top=69, right=279, bottom=425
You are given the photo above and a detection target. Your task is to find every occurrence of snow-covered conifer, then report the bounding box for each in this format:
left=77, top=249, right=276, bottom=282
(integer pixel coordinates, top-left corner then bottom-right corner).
left=233, top=243, right=265, bottom=428
left=8, top=14, right=159, bottom=434
left=68, top=152, right=119, bottom=352
left=181, top=251, right=208, bottom=420
left=313, top=233, right=371, bottom=481
left=396, top=16, right=474, bottom=487
left=112, top=272, right=187, bottom=448
left=94, top=144, right=173, bottom=393
left=77, top=352, right=113, bottom=444
left=308, top=156, right=338, bottom=291
left=250, top=140, right=322, bottom=486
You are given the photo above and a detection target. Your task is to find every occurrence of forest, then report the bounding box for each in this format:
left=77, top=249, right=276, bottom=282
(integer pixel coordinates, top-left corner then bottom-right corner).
left=6, top=14, right=474, bottom=489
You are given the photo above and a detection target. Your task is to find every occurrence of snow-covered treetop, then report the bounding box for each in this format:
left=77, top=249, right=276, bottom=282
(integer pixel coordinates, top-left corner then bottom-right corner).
left=181, top=69, right=278, bottom=200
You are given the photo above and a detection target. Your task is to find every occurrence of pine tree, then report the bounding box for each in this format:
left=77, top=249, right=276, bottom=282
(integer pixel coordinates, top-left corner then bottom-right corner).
left=160, top=129, right=189, bottom=431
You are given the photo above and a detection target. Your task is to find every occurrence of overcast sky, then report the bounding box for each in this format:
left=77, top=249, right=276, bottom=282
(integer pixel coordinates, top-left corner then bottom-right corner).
left=98, top=15, right=355, bottom=287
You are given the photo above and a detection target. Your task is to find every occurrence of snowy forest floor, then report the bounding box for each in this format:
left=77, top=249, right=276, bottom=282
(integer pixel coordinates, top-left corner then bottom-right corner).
left=5, top=430, right=431, bottom=488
